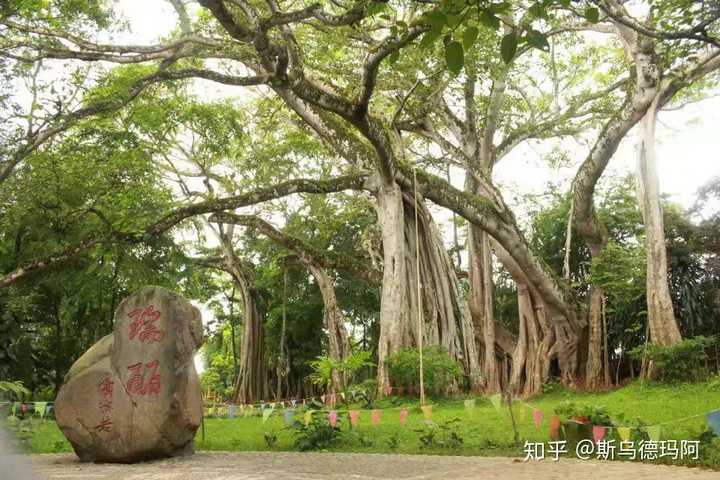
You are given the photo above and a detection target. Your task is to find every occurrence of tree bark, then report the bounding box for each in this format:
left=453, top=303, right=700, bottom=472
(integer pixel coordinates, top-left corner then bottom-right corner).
left=307, top=264, right=350, bottom=392
left=636, top=101, right=682, bottom=347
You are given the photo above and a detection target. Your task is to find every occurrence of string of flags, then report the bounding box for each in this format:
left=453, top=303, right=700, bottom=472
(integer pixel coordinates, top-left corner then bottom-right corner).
left=199, top=393, right=720, bottom=442
left=3, top=396, right=719, bottom=442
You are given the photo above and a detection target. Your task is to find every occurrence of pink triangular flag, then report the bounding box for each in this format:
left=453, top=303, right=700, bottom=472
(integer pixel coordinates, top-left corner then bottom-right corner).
left=384, top=384, right=392, bottom=396
left=399, top=407, right=408, bottom=425
left=349, top=410, right=360, bottom=427
left=371, top=409, right=382, bottom=426
left=592, top=425, right=606, bottom=443
left=328, top=410, right=338, bottom=427
left=533, top=409, right=543, bottom=429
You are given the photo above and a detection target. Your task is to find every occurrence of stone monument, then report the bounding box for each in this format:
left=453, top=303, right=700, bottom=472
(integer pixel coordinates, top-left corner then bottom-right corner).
left=55, top=286, right=203, bottom=462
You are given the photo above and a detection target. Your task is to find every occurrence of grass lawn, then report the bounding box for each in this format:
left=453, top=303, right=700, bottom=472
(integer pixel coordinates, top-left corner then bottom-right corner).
left=9, top=381, right=720, bottom=467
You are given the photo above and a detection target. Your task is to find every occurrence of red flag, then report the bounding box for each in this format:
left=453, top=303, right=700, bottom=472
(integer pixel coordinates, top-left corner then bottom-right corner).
left=371, top=409, right=382, bottom=426
left=533, top=409, right=543, bottom=429
left=592, top=425, right=606, bottom=443
left=549, top=415, right=561, bottom=440
left=399, top=407, right=408, bottom=425
left=328, top=410, right=338, bottom=427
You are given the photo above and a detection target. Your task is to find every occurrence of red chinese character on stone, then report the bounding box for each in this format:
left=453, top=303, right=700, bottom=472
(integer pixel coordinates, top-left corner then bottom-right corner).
left=99, top=376, right=114, bottom=396
left=99, top=400, right=113, bottom=415
left=128, top=305, right=164, bottom=343
left=143, top=360, right=161, bottom=395
left=126, top=362, right=145, bottom=395
left=94, top=418, right=113, bottom=432
left=125, top=360, right=162, bottom=396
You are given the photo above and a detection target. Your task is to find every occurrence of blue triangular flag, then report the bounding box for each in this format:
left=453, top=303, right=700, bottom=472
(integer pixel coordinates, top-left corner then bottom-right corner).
left=707, top=410, right=720, bottom=436
left=284, top=408, right=295, bottom=425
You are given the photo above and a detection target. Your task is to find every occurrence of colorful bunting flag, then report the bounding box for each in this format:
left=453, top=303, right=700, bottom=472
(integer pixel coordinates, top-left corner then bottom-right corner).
left=20, top=403, right=27, bottom=414
left=349, top=410, right=360, bottom=427
left=329, top=410, right=338, bottom=427
left=291, top=400, right=297, bottom=407
left=421, top=405, right=433, bottom=421
left=371, top=409, right=382, bottom=426
left=617, top=427, right=632, bottom=441
left=11, top=402, right=17, bottom=417
left=533, top=409, right=543, bottom=429
left=592, top=425, right=606, bottom=443
left=284, top=409, right=295, bottom=425
left=549, top=415, right=561, bottom=440
left=384, top=384, right=392, bottom=396
left=339, top=392, right=345, bottom=401
left=707, top=410, right=720, bottom=436
left=35, top=402, right=47, bottom=419
left=399, top=408, right=408, bottom=426
left=646, top=426, right=662, bottom=442
left=228, top=405, right=238, bottom=419
left=464, top=399, right=475, bottom=411
left=262, top=408, right=273, bottom=423
left=320, top=395, right=326, bottom=404
left=270, top=402, right=276, bottom=409
left=304, top=409, right=314, bottom=426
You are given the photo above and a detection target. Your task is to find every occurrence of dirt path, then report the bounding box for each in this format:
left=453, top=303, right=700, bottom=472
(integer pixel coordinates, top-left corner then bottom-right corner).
left=26, top=452, right=719, bottom=480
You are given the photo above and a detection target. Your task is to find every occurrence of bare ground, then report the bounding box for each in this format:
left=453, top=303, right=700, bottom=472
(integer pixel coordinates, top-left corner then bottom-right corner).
left=24, top=452, right=720, bottom=480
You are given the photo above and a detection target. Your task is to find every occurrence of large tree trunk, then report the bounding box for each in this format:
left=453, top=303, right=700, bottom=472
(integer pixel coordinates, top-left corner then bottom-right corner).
left=584, top=286, right=610, bottom=389
left=307, top=264, right=350, bottom=392
left=636, top=102, right=682, bottom=347
left=492, top=240, right=578, bottom=395
left=467, top=225, right=502, bottom=393
left=232, top=267, right=268, bottom=403
left=510, top=282, right=554, bottom=398
left=218, top=229, right=268, bottom=404
left=375, top=182, right=411, bottom=389
left=375, top=180, right=480, bottom=392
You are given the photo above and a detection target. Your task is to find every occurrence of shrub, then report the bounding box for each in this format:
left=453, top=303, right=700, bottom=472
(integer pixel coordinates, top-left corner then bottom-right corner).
left=387, top=346, right=461, bottom=397
left=630, top=336, right=717, bottom=382
left=554, top=400, right=614, bottom=426
left=291, top=413, right=343, bottom=451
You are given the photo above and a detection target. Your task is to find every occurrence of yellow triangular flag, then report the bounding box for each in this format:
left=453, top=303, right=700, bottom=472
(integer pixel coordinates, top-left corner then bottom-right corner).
left=617, top=427, right=631, bottom=442
left=421, top=405, right=433, bottom=420
left=35, top=402, right=48, bottom=419
left=304, top=409, right=314, bottom=426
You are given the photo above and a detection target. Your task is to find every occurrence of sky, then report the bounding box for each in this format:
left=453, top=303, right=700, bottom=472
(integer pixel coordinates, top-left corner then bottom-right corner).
left=83, top=2, right=720, bottom=370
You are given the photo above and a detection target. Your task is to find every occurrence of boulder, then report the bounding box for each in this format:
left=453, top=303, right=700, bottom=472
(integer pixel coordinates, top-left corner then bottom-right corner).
left=55, top=286, right=204, bottom=462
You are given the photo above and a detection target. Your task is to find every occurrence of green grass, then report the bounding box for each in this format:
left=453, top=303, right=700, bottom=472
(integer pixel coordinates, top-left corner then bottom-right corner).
left=6, top=381, right=720, bottom=468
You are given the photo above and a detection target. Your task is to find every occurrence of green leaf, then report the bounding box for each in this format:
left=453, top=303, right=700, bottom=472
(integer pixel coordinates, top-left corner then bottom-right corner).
left=526, top=29, right=550, bottom=51
left=479, top=10, right=501, bottom=29
left=425, top=10, right=448, bottom=30
left=388, top=49, right=400, bottom=64
left=584, top=6, right=599, bottom=23
left=420, top=29, right=442, bottom=49
left=462, top=26, right=479, bottom=50
left=529, top=2, right=547, bottom=19
left=500, top=32, right=517, bottom=63
left=445, top=40, right=464, bottom=75
left=489, top=1, right=511, bottom=14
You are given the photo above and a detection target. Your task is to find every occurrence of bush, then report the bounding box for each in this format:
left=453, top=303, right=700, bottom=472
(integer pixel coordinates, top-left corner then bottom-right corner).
left=387, top=347, right=461, bottom=397
left=291, top=413, right=343, bottom=451
left=554, top=400, right=614, bottom=426
left=630, top=336, right=717, bottom=382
